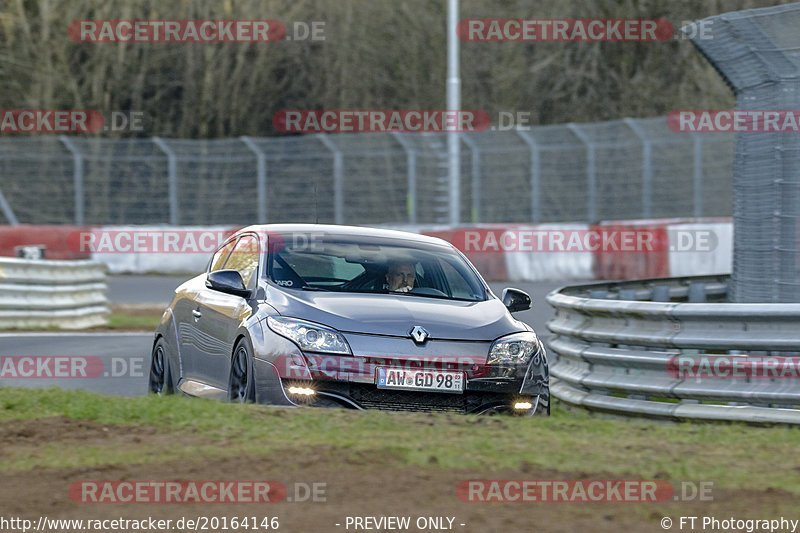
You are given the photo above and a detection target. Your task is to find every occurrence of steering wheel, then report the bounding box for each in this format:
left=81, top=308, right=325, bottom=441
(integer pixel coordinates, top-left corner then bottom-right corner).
left=409, top=287, right=447, bottom=297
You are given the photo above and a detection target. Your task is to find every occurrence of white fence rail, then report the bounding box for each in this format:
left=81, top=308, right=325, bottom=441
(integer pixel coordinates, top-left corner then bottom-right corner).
left=0, top=258, right=109, bottom=329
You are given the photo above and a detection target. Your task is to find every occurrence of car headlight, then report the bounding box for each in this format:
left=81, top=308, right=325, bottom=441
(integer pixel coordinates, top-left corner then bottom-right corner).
left=267, top=316, right=352, bottom=355
left=488, top=332, right=541, bottom=364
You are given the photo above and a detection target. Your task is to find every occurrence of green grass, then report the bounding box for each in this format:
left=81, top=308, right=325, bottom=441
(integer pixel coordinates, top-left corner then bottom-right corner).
left=106, top=311, right=160, bottom=329
left=1, top=387, right=799, bottom=493
left=0, top=311, right=161, bottom=332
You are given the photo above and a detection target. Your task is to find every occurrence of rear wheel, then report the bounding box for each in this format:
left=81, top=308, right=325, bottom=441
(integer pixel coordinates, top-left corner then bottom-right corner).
left=228, top=337, right=256, bottom=403
left=148, top=338, right=174, bottom=395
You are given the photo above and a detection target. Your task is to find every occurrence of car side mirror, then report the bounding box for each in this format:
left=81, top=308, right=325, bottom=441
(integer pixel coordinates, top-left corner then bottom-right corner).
left=206, top=270, right=251, bottom=298
left=502, top=288, right=531, bottom=312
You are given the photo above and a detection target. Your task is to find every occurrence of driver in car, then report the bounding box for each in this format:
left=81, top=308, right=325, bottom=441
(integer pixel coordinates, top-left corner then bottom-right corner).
left=385, top=260, right=416, bottom=293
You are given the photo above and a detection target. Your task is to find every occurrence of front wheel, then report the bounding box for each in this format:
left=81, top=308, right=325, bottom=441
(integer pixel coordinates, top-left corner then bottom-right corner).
left=228, top=337, right=256, bottom=403
left=533, top=393, right=550, bottom=417
left=148, top=337, right=174, bottom=395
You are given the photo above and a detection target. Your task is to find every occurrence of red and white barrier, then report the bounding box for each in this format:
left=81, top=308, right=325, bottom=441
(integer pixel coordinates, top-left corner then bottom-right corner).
left=422, top=218, right=732, bottom=281
left=0, top=225, right=90, bottom=260
left=85, top=225, right=237, bottom=274
left=0, top=219, right=733, bottom=280
left=421, top=224, right=594, bottom=281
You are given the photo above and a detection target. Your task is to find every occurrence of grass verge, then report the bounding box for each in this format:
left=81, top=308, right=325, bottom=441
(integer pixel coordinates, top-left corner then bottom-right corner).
left=1, top=387, right=799, bottom=493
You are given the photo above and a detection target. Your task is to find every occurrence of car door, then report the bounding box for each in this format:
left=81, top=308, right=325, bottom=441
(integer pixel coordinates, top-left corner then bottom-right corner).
left=175, top=237, right=236, bottom=386
left=191, top=233, right=260, bottom=390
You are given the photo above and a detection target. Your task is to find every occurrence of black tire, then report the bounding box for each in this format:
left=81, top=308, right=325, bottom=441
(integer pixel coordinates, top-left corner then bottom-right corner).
left=227, top=337, right=256, bottom=403
left=148, top=337, right=174, bottom=395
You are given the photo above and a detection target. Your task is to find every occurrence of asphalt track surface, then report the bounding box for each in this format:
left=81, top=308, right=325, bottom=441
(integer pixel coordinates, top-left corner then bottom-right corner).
left=0, top=275, right=568, bottom=397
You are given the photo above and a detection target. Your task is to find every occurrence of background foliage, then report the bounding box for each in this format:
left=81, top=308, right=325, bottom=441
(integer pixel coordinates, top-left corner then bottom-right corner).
left=0, top=0, right=790, bottom=138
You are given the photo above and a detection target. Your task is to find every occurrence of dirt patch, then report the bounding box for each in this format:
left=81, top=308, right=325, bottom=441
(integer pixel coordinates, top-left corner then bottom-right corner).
left=0, top=417, right=797, bottom=532
left=0, top=416, right=157, bottom=446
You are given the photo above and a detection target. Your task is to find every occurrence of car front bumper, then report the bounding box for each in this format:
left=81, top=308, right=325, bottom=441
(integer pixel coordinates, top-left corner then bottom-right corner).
left=251, top=322, right=549, bottom=415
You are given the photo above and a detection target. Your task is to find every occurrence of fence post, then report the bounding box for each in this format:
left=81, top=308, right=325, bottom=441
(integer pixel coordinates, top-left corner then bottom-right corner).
left=152, top=137, right=179, bottom=225
left=317, top=134, right=344, bottom=225
left=567, top=123, right=597, bottom=222
left=391, top=132, right=417, bottom=224
left=241, top=136, right=267, bottom=224
left=693, top=135, right=704, bottom=217
left=624, top=118, right=652, bottom=218
left=59, top=136, right=84, bottom=225
left=516, top=128, right=541, bottom=223
left=459, top=134, right=481, bottom=223
left=0, top=188, right=18, bottom=225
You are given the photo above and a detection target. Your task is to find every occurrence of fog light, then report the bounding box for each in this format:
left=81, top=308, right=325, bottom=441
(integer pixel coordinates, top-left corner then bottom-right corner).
left=514, top=401, right=533, bottom=410
left=287, top=386, right=315, bottom=396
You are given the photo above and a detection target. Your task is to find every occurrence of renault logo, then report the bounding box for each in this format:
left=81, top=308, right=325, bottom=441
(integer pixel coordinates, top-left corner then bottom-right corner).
left=410, top=326, right=429, bottom=344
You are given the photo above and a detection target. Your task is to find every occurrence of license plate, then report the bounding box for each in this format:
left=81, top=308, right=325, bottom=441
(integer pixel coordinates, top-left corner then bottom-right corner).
left=376, top=367, right=464, bottom=393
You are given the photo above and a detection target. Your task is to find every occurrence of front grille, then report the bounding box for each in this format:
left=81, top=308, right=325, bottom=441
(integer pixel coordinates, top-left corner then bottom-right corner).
left=320, top=382, right=508, bottom=414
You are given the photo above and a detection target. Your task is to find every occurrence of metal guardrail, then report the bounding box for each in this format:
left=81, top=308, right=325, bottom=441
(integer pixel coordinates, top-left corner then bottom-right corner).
left=546, top=275, right=800, bottom=424
left=0, top=257, right=109, bottom=329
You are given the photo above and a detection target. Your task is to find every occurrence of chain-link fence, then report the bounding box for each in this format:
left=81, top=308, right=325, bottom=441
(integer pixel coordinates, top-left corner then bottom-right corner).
left=688, top=2, right=800, bottom=303
left=0, top=117, right=733, bottom=227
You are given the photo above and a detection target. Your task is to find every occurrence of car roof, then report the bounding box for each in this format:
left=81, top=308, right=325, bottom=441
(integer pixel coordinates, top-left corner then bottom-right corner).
left=235, top=224, right=453, bottom=248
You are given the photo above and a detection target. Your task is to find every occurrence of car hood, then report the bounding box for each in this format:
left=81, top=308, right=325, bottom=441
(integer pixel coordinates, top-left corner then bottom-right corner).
left=265, top=287, right=525, bottom=341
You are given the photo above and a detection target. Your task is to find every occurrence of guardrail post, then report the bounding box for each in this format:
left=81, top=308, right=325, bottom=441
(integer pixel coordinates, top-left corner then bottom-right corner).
left=241, top=136, right=268, bottom=224
left=152, top=137, right=179, bottom=225
left=624, top=119, right=652, bottom=218
left=59, top=136, right=84, bottom=225
left=651, top=285, right=670, bottom=302
left=688, top=282, right=707, bottom=303
left=0, top=188, right=18, bottom=225
left=317, top=134, right=344, bottom=225
left=516, top=128, right=541, bottom=223
left=459, top=134, right=481, bottom=223
left=618, top=289, right=637, bottom=301
left=693, top=136, right=704, bottom=217
left=567, top=124, right=597, bottom=222
left=391, top=133, right=418, bottom=224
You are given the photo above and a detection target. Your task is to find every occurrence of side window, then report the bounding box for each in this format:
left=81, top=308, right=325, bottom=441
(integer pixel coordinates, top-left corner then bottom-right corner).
left=329, top=256, right=366, bottom=281
left=225, top=235, right=260, bottom=289
left=209, top=239, right=236, bottom=272
left=438, top=258, right=476, bottom=299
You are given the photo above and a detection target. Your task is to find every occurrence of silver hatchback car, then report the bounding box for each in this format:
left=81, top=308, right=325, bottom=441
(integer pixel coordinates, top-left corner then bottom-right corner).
left=149, top=224, right=549, bottom=415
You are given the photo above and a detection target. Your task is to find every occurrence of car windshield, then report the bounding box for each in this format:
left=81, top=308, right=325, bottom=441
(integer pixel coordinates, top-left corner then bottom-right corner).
left=265, top=232, right=487, bottom=302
